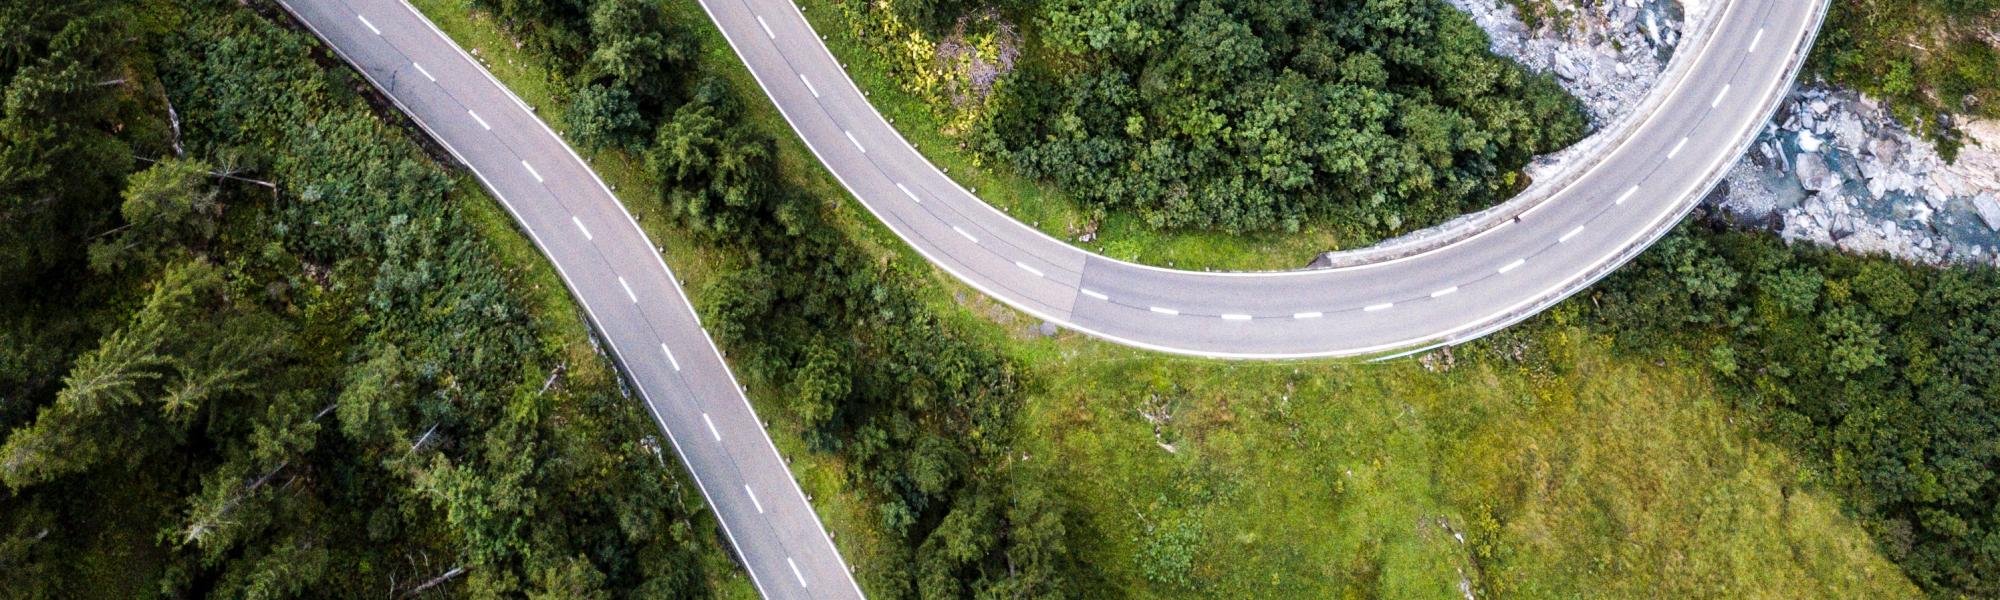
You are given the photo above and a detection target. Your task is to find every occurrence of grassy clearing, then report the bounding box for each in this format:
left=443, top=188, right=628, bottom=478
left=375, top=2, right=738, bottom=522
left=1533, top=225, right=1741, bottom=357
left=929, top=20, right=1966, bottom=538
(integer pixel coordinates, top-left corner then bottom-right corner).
left=411, top=0, right=1917, bottom=596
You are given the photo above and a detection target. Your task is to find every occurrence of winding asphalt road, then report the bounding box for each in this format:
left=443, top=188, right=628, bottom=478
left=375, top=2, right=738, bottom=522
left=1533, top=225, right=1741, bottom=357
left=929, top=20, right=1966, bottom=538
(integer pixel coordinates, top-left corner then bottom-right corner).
left=275, top=1, right=864, bottom=598
left=279, top=0, right=1825, bottom=595
left=701, top=0, right=1829, bottom=358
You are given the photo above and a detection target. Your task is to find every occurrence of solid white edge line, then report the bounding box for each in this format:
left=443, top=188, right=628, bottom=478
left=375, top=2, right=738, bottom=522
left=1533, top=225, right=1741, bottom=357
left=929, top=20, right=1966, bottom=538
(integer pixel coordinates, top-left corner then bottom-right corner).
left=703, top=413, right=721, bottom=441
left=757, top=15, right=775, bottom=39
left=1615, top=185, right=1639, bottom=205
left=1014, top=261, right=1044, bottom=277
left=1667, top=137, right=1689, bottom=159
left=951, top=225, right=978, bottom=244
left=745, top=485, right=764, bottom=514
left=522, top=160, right=543, bottom=183
left=1080, top=288, right=1108, bottom=301
left=619, top=276, right=637, bottom=303
left=1293, top=311, right=1323, bottom=320
left=413, top=62, right=435, bottom=82
left=357, top=14, right=380, bottom=35
left=1431, top=286, right=1459, bottom=298
left=571, top=216, right=592, bottom=240
left=1712, top=84, right=1731, bottom=108
left=1149, top=306, right=1179, bottom=316
left=896, top=182, right=922, bottom=203
left=1364, top=303, right=1393, bottom=312
left=1560, top=225, right=1586, bottom=243
left=661, top=343, right=680, bottom=371
left=1221, top=314, right=1252, bottom=321
left=799, top=73, right=819, bottom=98
left=1498, top=258, right=1526, bottom=274
left=788, top=558, right=809, bottom=588
left=468, top=109, right=490, bottom=130
left=845, top=130, right=865, bottom=153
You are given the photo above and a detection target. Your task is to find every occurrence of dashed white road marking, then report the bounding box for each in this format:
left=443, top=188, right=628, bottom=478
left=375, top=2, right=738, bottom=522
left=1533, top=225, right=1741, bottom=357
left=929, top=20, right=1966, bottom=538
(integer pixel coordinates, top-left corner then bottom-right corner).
left=799, top=73, right=819, bottom=98
left=618, top=276, right=637, bottom=303
left=1667, top=137, right=1689, bottom=159
left=1080, top=288, right=1109, bottom=301
left=1559, top=225, right=1586, bottom=243
left=572, top=216, right=593, bottom=240
left=1149, top=306, right=1179, bottom=316
left=1498, top=258, right=1526, bottom=274
left=468, top=109, right=491, bottom=130
left=702, top=412, right=721, bottom=441
left=1364, top=302, right=1394, bottom=312
left=1748, top=28, right=1765, bottom=53
left=1014, top=261, right=1044, bottom=277
left=1431, top=286, right=1459, bottom=298
left=358, top=14, right=381, bottom=35
left=845, top=130, right=866, bottom=153
left=413, top=62, right=435, bottom=82
left=1221, top=314, right=1252, bottom=321
left=661, top=343, right=680, bottom=371
left=521, top=160, right=544, bottom=183
left=745, top=485, right=765, bottom=513
left=1615, top=185, right=1639, bottom=205
left=757, top=15, right=775, bottom=39
left=951, top=225, right=978, bottom=244
left=1293, top=311, right=1323, bottom=320
left=788, top=558, right=809, bottom=588
left=896, top=183, right=922, bottom=203
left=1711, top=84, right=1731, bottom=108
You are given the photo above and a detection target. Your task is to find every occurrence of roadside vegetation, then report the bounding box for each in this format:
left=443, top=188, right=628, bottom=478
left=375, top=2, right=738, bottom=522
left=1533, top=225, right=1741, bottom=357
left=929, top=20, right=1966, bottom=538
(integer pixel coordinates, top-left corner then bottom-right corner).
left=1810, top=0, right=1999, bottom=155
left=0, top=0, right=746, bottom=595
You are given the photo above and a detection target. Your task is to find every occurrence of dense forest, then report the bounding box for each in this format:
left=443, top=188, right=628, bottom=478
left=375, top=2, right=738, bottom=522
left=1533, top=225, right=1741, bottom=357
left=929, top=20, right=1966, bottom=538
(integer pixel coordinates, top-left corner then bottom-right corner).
left=0, top=0, right=725, bottom=595
left=470, top=0, right=1077, bottom=596
left=845, top=0, right=1589, bottom=235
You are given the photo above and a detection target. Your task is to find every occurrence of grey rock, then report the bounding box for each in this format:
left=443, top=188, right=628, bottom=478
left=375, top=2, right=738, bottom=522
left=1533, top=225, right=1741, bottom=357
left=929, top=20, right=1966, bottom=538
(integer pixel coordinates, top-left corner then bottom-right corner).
left=1975, top=193, right=2000, bottom=231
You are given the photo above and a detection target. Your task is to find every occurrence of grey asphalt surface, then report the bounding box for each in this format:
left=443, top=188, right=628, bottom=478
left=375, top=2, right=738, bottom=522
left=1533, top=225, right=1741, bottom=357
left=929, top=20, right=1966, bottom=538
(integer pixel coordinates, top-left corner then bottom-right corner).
left=279, top=0, right=1824, bottom=595
left=274, top=1, right=864, bottom=598
left=700, top=0, right=1828, bottom=358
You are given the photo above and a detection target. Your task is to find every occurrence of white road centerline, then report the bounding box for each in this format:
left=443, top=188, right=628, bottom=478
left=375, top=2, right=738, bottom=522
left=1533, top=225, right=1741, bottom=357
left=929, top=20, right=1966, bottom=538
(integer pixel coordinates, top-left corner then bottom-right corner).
left=1080, top=288, right=1109, bottom=301
left=1149, top=306, right=1179, bottom=316
left=845, top=130, right=865, bottom=153
left=799, top=73, right=819, bottom=98
left=757, top=15, right=776, bottom=39
left=951, top=225, right=978, bottom=244
left=1712, top=84, right=1731, bottom=108
left=1364, top=302, right=1394, bottom=312
left=1293, top=311, right=1323, bottom=320
left=896, top=183, right=922, bottom=203
left=1431, top=286, right=1459, bottom=298
left=1615, top=185, right=1639, bottom=205
left=522, top=160, right=544, bottom=183
left=745, top=485, right=765, bottom=513
left=702, top=412, right=721, bottom=441
left=1221, top=314, right=1252, bottom=321
left=357, top=14, right=380, bottom=35
left=1498, top=258, right=1527, bottom=274
left=1560, top=225, right=1586, bottom=243
left=619, top=276, right=638, bottom=303
left=1748, top=28, right=1765, bottom=53
left=661, top=343, right=680, bottom=371
left=412, top=62, right=435, bottom=82
left=1014, top=261, right=1044, bottom=277
left=788, top=558, right=809, bottom=588
left=1667, top=137, right=1689, bottom=159
left=572, top=216, right=593, bottom=240
left=468, top=109, right=490, bottom=130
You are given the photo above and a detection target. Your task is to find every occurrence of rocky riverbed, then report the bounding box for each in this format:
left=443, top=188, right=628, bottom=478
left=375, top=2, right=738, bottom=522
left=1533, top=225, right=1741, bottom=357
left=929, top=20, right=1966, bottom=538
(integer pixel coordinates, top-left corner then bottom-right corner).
left=1450, top=0, right=2000, bottom=267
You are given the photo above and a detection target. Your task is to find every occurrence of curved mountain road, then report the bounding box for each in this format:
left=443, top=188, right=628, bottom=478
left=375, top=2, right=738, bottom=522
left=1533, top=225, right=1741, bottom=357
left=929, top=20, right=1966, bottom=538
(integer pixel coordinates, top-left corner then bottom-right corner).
left=278, top=0, right=1825, bottom=595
